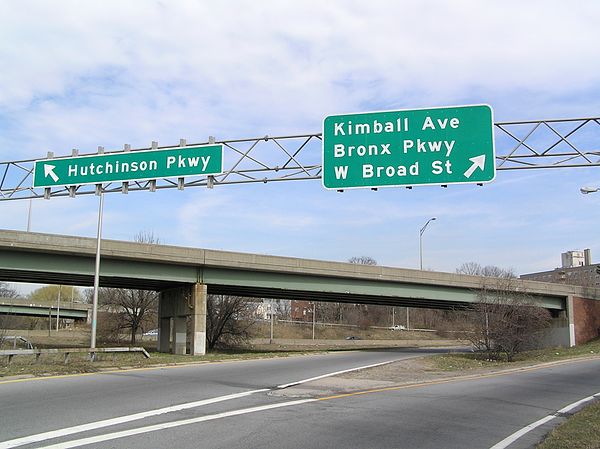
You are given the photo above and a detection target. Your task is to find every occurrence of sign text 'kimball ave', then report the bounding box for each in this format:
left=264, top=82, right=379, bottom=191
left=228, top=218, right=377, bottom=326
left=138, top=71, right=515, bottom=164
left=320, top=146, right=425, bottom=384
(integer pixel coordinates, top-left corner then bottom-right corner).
left=322, top=105, right=495, bottom=189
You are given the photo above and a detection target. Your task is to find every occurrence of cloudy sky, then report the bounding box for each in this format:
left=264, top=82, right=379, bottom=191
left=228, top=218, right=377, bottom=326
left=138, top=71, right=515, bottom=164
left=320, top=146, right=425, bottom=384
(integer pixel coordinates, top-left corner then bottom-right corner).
left=2, top=1, right=600, bottom=294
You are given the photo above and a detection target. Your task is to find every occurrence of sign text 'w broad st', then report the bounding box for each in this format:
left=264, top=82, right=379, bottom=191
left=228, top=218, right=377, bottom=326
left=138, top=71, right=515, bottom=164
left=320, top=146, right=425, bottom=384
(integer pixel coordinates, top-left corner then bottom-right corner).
left=322, top=105, right=495, bottom=189
left=33, top=145, right=224, bottom=188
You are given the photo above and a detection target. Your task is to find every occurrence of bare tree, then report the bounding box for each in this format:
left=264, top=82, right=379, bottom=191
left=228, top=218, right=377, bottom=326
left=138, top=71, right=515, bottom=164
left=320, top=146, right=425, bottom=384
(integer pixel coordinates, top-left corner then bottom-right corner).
left=0, top=282, right=18, bottom=298
left=456, top=262, right=515, bottom=278
left=94, top=232, right=160, bottom=344
left=457, top=263, right=551, bottom=361
left=348, top=256, right=378, bottom=266
left=96, top=287, right=158, bottom=344
left=0, top=283, right=18, bottom=348
left=206, top=294, right=256, bottom=350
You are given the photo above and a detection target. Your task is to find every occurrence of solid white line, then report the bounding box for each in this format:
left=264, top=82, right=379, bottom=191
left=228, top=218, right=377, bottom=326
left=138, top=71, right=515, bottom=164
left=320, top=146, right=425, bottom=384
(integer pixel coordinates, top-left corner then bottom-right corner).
left=276, top=359, right=401, bottom=389
left=0, top=389, right=268, bottom=449
left=489, top=392, right=600, bottom=449
left=1, top=356, right=403, bottom=448
left=39, top=398, right=318, bottom=449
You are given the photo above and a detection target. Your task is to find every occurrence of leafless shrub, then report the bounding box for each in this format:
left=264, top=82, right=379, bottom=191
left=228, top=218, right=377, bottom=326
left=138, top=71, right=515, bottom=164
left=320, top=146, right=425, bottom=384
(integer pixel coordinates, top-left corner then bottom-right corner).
left=457, top=264, right=551, bottom=361
left=206, top=294, right=257, bottom=350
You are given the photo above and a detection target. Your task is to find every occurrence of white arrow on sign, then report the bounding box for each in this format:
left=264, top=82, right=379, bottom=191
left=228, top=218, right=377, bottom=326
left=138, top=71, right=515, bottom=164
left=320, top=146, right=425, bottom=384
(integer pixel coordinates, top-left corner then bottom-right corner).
left=463, top=155, right=486, bottom=179
left=44, top=164, right=59, bottom=183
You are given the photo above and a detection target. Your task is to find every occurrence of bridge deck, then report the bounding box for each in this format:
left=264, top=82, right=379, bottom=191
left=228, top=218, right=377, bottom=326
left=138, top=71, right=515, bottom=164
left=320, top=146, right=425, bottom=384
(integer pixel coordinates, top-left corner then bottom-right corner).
left=0, top=230, right=595, bottom=310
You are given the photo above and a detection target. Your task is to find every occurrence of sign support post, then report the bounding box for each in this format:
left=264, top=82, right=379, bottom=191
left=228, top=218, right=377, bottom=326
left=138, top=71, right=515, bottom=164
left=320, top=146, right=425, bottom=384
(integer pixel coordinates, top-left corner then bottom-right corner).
left=90, top=186, right=104, bottom=353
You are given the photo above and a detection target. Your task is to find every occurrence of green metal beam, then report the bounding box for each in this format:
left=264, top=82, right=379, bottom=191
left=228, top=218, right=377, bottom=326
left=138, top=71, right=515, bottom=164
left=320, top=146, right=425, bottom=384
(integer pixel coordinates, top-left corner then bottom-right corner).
left=0, top=245, right=567, bottom=311
left=0, top=305, right=88, bottom=319
left=200, top=268, right=566, bottom=310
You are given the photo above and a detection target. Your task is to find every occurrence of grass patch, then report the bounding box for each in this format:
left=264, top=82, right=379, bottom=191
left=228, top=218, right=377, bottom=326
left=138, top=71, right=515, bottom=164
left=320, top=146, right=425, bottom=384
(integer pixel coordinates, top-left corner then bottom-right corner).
left=0, top=348, right=312, bottom=378
left=537, top=400, right=600, bottom=449
left=431, top=338, right=600, bottom=372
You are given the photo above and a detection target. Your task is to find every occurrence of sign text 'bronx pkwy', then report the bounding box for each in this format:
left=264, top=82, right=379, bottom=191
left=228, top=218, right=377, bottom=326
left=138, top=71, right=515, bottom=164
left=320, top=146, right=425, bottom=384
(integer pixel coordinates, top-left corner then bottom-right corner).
left=322, top=105, right=495, bottom=189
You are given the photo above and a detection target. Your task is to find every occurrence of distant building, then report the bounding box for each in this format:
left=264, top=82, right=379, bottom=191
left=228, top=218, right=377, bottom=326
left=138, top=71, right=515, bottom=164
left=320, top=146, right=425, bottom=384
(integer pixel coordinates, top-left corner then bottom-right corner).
left=291, top=300, right=314, bottom=321
left=561, top=249, right=590, bottom=268
left=521, top=248, right=600, bottom=288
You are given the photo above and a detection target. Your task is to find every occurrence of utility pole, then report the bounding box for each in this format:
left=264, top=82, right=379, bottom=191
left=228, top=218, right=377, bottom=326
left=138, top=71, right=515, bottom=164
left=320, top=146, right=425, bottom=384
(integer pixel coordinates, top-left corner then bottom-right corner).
left=56, top=285, right=61, bottom=332
left=312, top=302, right=316, bottom=340
left=269, top=302, right=274, bottom=344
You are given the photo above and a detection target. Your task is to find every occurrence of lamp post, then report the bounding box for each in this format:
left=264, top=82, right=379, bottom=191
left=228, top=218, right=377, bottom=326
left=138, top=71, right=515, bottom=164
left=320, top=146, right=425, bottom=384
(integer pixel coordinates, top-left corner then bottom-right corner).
left=419, top=217, right=437, bottom=270
left=414, top=217, right=437, bottom=331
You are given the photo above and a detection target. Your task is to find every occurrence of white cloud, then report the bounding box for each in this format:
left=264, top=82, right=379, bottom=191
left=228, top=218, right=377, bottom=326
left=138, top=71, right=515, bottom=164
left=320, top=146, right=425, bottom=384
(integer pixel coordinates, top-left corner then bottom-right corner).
left=2, top=1, right=600, bottom=159
left=1, top=1, right=600, bottom=281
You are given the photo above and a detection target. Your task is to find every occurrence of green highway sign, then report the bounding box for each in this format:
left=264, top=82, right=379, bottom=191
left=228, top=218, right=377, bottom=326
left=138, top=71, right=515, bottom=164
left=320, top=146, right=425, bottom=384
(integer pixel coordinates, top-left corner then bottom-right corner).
left=33, top=145, right=224, bottom=188
left=322, top=104, right=495, bottom=190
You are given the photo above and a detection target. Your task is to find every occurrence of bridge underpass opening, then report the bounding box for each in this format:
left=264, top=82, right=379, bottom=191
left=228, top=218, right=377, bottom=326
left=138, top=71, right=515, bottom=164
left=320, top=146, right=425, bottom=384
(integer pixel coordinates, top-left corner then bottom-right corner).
left=1, top=230, right=592, bottom=354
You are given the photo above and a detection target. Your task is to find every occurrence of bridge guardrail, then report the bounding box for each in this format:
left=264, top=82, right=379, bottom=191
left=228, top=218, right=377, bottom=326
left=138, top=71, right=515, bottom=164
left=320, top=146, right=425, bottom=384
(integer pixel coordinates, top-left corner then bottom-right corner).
left=0, top=346, right=150, bottom=364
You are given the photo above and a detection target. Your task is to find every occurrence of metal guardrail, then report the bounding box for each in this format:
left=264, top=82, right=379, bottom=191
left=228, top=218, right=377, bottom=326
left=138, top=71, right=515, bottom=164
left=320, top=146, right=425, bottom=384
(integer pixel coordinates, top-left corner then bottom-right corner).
left=0, top=346, right=150, bottom=364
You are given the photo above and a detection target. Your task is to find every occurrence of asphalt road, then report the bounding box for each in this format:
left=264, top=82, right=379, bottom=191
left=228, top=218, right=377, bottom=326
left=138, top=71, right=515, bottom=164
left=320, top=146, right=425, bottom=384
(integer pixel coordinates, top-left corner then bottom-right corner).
left=1, top=349, right=599, bottom=449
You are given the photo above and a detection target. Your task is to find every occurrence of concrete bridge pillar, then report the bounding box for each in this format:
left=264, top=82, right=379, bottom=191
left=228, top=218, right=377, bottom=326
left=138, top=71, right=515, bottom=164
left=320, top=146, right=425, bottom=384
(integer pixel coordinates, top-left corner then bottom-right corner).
left=190, top=283, right=207, bottom=356
left=158, top=317, right=170, bottom=352
left=172, top=316, right=187, bottom=355
left=158, top=283, right=207, bottom=355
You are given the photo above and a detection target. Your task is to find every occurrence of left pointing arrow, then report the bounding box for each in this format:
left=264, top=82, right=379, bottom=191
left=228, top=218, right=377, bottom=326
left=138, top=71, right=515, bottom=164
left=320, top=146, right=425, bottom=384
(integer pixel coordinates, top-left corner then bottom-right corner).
left=44, top=164, right=59, bottom=182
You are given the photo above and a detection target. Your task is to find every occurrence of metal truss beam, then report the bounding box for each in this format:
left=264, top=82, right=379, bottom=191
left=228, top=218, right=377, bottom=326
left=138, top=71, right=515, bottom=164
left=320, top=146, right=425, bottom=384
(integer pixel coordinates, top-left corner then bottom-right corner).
left=1, top=117, right=600, bottom=201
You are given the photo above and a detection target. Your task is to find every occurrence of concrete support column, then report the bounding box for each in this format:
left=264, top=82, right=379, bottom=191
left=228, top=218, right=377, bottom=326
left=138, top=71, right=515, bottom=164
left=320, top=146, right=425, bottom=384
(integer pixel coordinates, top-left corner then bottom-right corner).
left=567, top=295, right=576, bottom=347
left=158, top=317, right=171, bottom=352
left=190, top=283, right=207, bottom=356
left=172, top=316, right=187, bottom=355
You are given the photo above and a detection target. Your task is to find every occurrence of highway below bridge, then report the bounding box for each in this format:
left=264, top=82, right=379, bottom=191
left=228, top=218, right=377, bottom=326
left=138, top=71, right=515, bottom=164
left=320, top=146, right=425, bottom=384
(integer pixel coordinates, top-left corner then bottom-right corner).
left=1, top=229, right=599, bottom=354
left=0, top=349, right=599, bottom=449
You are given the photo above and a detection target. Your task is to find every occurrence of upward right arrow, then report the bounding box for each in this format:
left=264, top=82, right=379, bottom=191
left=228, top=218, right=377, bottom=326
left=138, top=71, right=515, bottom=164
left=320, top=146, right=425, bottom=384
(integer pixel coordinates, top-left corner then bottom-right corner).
left=463, top=155, right=486, bottom=179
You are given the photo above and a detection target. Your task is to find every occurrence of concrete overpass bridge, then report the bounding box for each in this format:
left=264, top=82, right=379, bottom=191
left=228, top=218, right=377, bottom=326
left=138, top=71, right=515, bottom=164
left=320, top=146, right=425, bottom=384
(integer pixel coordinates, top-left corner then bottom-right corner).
left=0, top=229, right=598, bottom=354
left=0, top=297, right=90, bottom=321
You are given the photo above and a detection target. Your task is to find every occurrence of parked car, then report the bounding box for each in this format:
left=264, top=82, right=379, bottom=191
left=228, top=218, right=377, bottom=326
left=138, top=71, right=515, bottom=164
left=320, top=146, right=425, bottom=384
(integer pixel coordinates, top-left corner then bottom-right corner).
left=143, top=329, right=159, bottom=336
left=389, top=325, right=406, bottom=330
left=345, top=336, right=361, bottom=340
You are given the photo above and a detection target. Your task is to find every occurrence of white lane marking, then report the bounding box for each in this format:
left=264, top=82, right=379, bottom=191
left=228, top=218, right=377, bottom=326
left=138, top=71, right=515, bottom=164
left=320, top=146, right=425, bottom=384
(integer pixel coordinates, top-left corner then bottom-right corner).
left=277, top=358, right=402, bottom=389
left=39, top=398, right=318, bottom=449
left=489, top=392, right=600, bottom=449
left=0, top=389, right=268, bottom=449
left=1, top=356, right=404, bottom=448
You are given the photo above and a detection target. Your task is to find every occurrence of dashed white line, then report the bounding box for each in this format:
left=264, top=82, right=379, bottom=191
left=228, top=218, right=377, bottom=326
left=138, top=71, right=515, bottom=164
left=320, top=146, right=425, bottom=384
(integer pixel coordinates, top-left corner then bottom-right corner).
left=276, top=358, right=402, bottom=389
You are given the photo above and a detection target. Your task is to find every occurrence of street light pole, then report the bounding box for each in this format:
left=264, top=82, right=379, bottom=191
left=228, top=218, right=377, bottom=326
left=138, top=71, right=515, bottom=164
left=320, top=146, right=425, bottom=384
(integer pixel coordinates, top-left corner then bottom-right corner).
left=419, top=217, right=437, bottom=270
left=414, top=217, right=437, bottom=331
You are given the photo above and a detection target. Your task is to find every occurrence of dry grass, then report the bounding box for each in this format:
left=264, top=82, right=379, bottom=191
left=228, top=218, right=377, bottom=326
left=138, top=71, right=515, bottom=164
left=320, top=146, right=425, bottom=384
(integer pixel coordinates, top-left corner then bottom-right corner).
left=537, top=400, right=600, bottom=449
left=0, top=349, right=313, bottom=378
left=431, top=338, right=600, bottom=372
left=251, top=321, right=442, bottom=341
